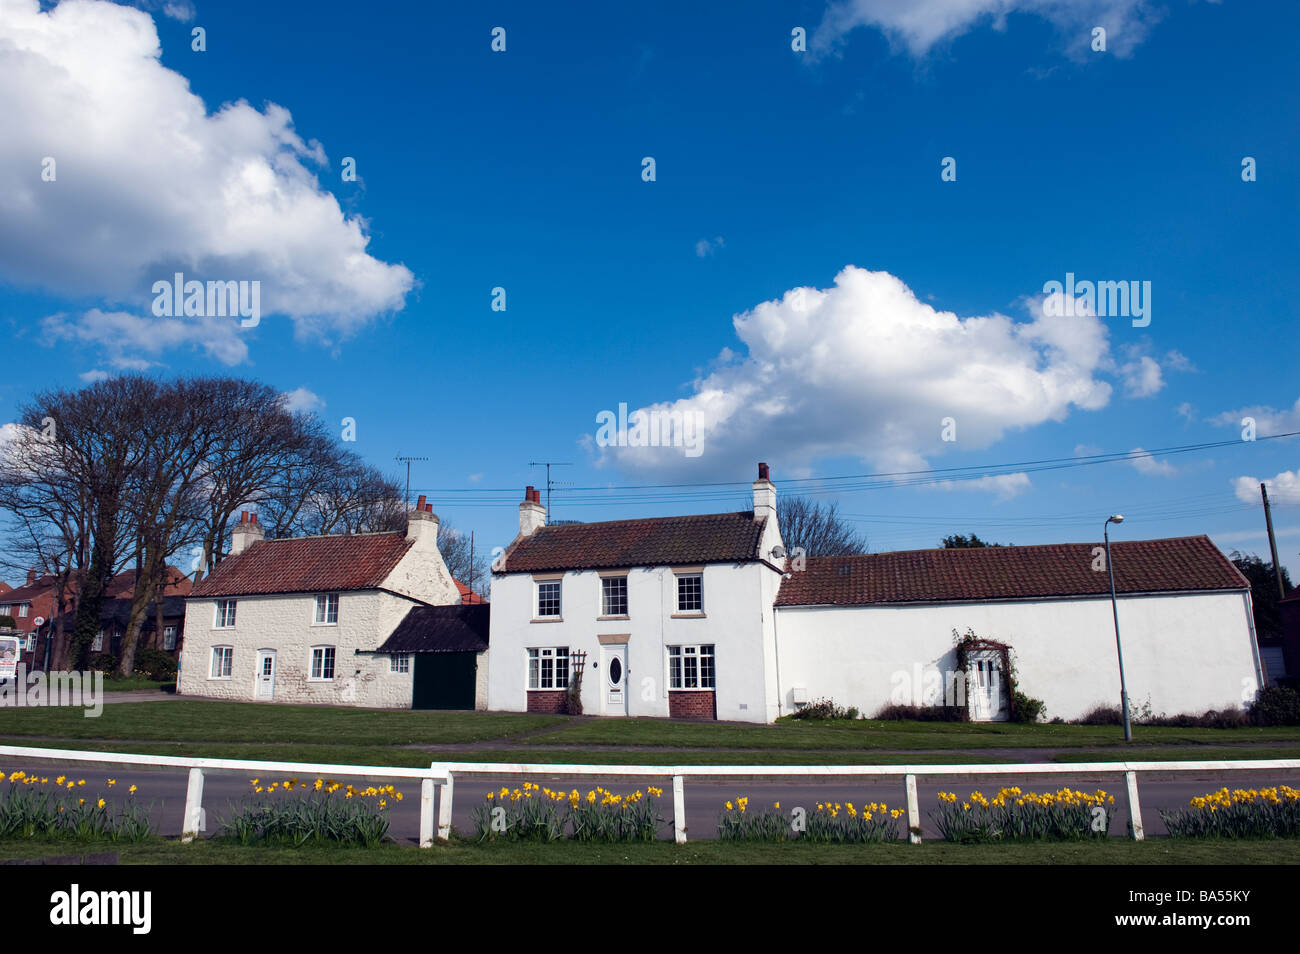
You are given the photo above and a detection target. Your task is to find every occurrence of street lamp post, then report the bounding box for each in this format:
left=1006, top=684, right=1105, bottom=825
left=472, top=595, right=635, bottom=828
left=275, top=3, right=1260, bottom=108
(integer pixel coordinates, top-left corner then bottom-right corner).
left=1104, top=514, right=1132, bottom=742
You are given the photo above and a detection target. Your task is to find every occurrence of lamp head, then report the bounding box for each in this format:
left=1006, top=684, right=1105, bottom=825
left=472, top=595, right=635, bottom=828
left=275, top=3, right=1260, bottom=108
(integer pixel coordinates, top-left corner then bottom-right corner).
left=1109, top=514, right=1124, bottom=524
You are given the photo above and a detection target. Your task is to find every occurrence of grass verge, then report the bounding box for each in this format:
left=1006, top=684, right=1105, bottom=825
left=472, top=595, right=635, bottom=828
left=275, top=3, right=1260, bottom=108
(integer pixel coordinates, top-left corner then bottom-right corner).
left=0, top=834, right=1296, bottom=865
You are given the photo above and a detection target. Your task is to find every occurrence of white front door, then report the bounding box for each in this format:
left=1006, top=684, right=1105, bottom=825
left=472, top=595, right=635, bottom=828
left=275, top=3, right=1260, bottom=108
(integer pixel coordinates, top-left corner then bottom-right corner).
left=601, top=644, right=627, bottom=716
left=255, top=650, right=276, bottom=700
left=968, top=651, right=1007, bottom=722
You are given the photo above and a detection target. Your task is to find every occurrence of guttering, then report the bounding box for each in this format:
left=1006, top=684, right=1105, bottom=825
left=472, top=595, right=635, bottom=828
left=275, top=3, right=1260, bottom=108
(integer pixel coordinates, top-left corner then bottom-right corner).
left=773, top=586, right=1250, bottom=612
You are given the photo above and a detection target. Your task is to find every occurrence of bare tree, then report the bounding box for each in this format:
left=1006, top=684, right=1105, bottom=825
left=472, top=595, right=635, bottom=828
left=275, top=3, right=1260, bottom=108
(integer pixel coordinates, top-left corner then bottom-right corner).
left=776, top=496, right=867, bottom=557
left=437, top=520, right=490, bottom=598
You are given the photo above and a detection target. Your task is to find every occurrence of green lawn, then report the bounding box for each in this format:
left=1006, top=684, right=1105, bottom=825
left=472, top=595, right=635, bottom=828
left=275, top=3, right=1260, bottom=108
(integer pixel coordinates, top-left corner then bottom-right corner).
left=0, top=701, right=1296, bottom=769
left=0, top=834, right=1296, bottom=865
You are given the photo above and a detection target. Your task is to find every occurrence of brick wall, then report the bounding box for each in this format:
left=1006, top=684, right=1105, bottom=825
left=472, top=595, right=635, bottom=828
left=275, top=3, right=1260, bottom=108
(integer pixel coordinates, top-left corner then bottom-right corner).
left=669, top=690, right=716, bottom=720
left=527, top=690, right=567, bottom=714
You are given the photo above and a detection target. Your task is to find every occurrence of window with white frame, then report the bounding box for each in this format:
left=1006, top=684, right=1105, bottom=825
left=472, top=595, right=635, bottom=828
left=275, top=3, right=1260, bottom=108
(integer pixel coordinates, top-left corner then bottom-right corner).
left=668, top=644, right=715, bottom=689
left=17, top=604, right=28, bottom=618
left=676, top=573, right=703, bottom=613
left=601, top=576, right=628, bottom=616
left=536, top=580, right=561, bottom=618
left=215, top=599, right=237, bottom=628
left=527, top=647, right=569, bottom=689
left=314, top=593, right=339, bottom=625
left=210, top=645, right=233, bottom=679
left=163, top=625, right=177, bottom=651
left=310, top=646, right=336, bottom=680
left=91, top=630, right=103, bottom=652
left=389, top=654, right=411, bottom=674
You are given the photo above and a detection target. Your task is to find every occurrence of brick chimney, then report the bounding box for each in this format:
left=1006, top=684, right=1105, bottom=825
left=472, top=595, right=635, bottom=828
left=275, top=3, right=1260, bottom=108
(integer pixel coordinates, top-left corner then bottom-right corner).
left=519, top=485, right=546, bottom=538
left=752, top=462, right=776, bottom=524
left=26, top=568, right=36, bottom=586
left=406, top=494, right=441, bottom=548
left=230, top=511, right=265, bottom=556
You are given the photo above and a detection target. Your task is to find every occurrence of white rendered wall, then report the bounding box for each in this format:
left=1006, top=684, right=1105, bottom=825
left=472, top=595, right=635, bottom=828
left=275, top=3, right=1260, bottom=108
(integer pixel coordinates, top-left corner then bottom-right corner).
left=773, top=591, right=1260, bottom=722
left=487, top=562, right=778, bottom=722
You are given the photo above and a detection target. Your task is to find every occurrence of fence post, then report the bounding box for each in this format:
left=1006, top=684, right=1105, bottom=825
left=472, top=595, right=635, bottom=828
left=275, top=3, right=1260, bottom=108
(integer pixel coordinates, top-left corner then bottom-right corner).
left=672, top=775, right=687, bottom=844
left=419, top=777, right=435, bottom=848
left=1124, top=770, right=1145, bottom=841
left=181, top=767, right=204, bottom=843
left=905, top=774, right=921, bottom=844
left=437, top=770, right=454, bottom=841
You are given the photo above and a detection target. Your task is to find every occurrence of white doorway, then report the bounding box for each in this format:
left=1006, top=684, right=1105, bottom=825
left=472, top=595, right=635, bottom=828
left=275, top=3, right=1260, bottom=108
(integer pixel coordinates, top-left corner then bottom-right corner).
left=600, top=644, right=627, bottom=716
left=968, top=650, right=1008, bottom=722
left=255, top=650, right=276, bottom=701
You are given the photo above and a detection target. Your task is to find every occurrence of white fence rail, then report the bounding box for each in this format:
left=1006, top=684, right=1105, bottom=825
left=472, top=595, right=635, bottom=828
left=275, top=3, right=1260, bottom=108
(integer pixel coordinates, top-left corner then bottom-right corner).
left=2, top=745, right=1297, bottom=845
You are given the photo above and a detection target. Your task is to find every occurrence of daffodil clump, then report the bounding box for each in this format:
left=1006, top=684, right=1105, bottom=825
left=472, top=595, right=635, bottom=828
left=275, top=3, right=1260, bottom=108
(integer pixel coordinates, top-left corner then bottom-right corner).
left=717, top=796, right=905, bottom=843
left=471, top=783, right=666, bottom=843
left=1160, top=786, right=1300, bottom=839
left=218, top=777, right=403, bottom=848
left=0, top=771, right=152, bottom=843
left=931, top=787, right=1114, bottom=842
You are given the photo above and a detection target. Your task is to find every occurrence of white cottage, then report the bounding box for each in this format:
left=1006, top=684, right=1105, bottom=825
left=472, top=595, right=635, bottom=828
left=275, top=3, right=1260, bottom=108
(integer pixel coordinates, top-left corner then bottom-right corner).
left=488, top=467, right=787, bottom=721
left=178, top=500, right=490, bottom=709
left=488, top=464, right=1262, bottom=724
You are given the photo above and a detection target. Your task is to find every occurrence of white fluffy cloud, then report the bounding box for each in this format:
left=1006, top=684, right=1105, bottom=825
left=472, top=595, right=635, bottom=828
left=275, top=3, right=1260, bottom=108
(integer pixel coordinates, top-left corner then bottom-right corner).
left=695, top=237, right=725, bottom=258
left=1213, top=397, right=1300, bottom=438
left=1232, top=471, right=1300, bottom=507
left=279, top=387, right=324, bottom=413
left=589, top=265, right=1117, bottom=480
left=0, top=0, right=413, bottom=345
left=813, top=0, right=1165, bottom=59
left=42, top=309, right=249, bottom=367
left=1119, top=354, right=1163, bottom=397
left=1130, top=447, right=1176, bottom=477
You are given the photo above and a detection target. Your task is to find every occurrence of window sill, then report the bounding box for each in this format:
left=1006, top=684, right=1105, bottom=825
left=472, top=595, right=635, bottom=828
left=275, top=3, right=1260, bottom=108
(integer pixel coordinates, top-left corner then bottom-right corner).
left=207, top=677, right=232, bottom=681
left=307, top=679, right=335, bottom=683
left=670, top=612, right=706, bottom=619
left=527, top=687, right=570, bottom=692
left=531, top=617, right=564, bottom=623
left=596, top=615, right=630, bottom=621
left=310, top=622, right=339, bottom=627
left=669, top=687, right=716, bottom=692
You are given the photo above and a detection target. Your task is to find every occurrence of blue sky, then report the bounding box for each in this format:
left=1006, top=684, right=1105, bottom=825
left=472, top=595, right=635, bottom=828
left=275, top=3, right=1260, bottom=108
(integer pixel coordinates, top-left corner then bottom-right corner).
left=1, top=0, right=1297, bottom=577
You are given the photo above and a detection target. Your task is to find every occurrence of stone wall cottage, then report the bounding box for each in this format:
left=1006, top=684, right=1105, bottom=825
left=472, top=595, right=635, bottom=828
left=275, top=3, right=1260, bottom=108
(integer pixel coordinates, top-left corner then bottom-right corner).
left=178, top=499, right=489, bottom=709
left=488, top=463, right=1262, bottom=724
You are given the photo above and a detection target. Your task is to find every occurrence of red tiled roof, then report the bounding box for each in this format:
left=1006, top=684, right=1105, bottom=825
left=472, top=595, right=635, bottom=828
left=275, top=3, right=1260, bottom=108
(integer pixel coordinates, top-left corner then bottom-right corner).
left=0, top=582, right=10, bottom=594
left=501, top=512, right=766, bottom=573
left=776, top=536, right=1248, bottom=607
left=2, top=567, right=190, bottom=604
left=455, top=580, right=487, bottom=604
left=192, top=533, right=415, bottom=598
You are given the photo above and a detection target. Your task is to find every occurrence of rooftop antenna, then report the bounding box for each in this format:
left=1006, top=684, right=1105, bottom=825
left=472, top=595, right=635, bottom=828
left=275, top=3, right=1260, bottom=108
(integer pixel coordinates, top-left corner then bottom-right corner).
left=529, top=461, right=573, bottom=517
left=395, top=456, right=428, bottom=510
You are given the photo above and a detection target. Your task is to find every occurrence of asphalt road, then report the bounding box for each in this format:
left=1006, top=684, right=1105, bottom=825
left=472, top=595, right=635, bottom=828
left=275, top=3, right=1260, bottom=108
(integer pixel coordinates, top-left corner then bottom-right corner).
left=7, top=760, right=1300, bottom=843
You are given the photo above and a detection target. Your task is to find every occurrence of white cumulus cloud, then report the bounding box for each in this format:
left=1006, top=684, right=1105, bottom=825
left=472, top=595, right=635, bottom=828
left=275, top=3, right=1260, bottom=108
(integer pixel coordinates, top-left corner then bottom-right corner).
left=0, top=0, right=413, bottom=348
left=1212, top=397, right=1300, bottom=438
left=588, top=265, right=1117, bottom=480
left=279, top=387, right=325, bottom=413
left=1130, top=447, right=1176, bottom=477
left=41, top=309, right=249, bottom=367
left=1232, top=471, right=1300, bottom=507
left=931, top=472, right=1032, bottom=499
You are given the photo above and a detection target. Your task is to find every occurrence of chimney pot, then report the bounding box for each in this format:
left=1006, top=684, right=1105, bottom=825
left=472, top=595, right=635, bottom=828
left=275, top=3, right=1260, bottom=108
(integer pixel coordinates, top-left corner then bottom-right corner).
left=417, top=494, right=427, bottom=510
left=758, top=462, right=770, bottom=481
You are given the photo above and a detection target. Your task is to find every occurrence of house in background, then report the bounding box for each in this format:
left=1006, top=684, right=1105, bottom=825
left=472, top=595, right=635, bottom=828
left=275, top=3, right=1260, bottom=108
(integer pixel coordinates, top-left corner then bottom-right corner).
left=3, top=567, right=190, bottom=670
left=178, top=499, right=489, bottom=709
left=487, top=463, right=1262, bottom=724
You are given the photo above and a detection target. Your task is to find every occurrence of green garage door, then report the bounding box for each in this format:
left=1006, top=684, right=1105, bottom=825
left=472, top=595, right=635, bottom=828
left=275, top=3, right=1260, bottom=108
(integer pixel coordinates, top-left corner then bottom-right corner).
left=412, top=652, right=477, bottom=710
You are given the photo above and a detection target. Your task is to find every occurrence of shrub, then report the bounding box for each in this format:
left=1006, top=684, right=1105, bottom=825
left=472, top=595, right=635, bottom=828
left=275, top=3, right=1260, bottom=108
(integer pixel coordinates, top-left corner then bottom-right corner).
left=871, top=703, right=964, bottom=722
left=1250, top=686, right=1300, bottom=726
left=87, top=653, right=119, bottom=674
left=931, top=787, right=1114, bottom=842
left=1011, top=691, right=1046, bottom=723
left=132, top=648, right=178, bottom=681
left=564, top=681, right=583, bottom=716
left=1074, top=704, right=1123, bottom=725
left=1160, top=785, right=1300, bottom=838
left=0, top=615, right=15, bottom=630
left=789, top=698, right=859, bottom=720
